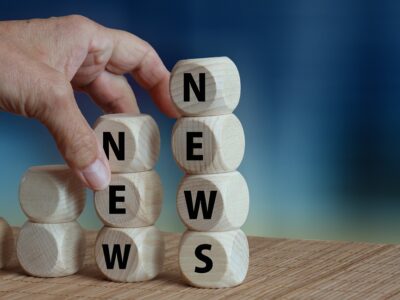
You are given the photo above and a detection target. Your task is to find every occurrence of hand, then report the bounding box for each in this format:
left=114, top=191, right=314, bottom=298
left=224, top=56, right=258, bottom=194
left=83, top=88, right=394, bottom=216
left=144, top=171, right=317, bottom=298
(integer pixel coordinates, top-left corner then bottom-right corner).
left=0, top=15, right=180, bottom=190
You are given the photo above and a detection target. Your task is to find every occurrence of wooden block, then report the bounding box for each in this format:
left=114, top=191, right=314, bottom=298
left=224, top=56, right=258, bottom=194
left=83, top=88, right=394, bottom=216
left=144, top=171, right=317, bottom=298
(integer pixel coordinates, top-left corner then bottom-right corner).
left=19, top=165, right=86, bottom=223
left=172, top=114, right=245, bottom=174
left=95, top=226, right=164, bottom=282
left=0, top=217, right=14, bottom=269
left=170, top=57, right=240, bottom=116
left=94, top=114, right=160, bottom=173
left=94, top=170, right=163, bottom=228
left=16, top=221, right=85, bottom=277
left=177, top=171, right=249, bottom=231
left=179, top=229, right=249, bottom=288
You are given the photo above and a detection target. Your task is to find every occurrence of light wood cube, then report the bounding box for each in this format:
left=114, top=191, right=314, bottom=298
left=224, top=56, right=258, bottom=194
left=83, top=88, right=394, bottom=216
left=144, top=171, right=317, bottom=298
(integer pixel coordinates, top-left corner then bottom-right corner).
left=19, top=165, right=86, bottom=223
left=0, top=217, right=14, bottom=269
left=95, top=226, right=164, bottom=282
left=170, top=57, right=240, bottom=116
left=179, top=229, right=249, bottom=288
left=94, top=171, right=163, bottom=228
left=177, top=171, right=249, bottom=231
left=16, top=221, right=85, bottom=277
left=94, top=114, right=160, bottom=173
left=172, top=114, right=245, bottom=174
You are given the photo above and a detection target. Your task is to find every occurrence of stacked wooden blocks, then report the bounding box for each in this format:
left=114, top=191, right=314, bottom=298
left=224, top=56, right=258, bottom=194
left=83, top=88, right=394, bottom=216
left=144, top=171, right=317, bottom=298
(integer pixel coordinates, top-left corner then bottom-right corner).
left=93, top=114, right=164, bottom=282
left=170, top=57, right=250, bottom=288
left=17, top=165, right=86, bottom=277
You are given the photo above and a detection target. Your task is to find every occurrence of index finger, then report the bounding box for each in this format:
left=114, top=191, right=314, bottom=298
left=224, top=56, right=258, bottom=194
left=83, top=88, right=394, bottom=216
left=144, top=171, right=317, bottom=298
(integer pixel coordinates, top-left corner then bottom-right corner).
left=102, top=28, right=181, bottom=118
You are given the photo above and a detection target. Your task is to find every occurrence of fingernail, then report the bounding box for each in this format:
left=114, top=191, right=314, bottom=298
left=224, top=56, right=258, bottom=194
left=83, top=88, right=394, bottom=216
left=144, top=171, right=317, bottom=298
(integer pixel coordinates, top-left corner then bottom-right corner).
left=81, top=159, right=110, bottom=190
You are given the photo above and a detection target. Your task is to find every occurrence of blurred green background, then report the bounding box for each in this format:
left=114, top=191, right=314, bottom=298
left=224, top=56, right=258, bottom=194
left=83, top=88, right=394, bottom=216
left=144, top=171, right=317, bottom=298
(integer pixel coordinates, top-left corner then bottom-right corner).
left=1, top=0, right=400, bottom=244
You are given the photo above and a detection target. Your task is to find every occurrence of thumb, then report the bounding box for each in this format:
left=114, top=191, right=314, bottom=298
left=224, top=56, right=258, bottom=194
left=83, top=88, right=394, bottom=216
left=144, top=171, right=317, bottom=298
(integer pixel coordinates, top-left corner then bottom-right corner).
left=38, top=78, right=111, bottom=191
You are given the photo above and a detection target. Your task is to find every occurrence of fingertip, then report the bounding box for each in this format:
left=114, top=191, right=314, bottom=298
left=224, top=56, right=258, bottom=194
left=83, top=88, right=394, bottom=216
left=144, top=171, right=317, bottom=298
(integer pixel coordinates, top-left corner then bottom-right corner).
left=80, top=158, right=111, bottom=191
left=150, top=75, right=182, bottom=119
left=156, top=94, right=182, bottom=118
left=165, top=106, right=182, bottom=119
left=73, top=143, right=111, bottom=191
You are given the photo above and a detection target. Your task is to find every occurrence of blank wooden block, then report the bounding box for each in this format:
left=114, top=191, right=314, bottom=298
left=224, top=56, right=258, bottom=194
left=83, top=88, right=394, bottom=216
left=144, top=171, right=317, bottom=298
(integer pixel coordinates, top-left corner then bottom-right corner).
left=179, top=229, right=249, bottom=288
left=16, top=221, right=85, bottom=277
left=170, top=57, right=240, bottom=116
left=94, top=114, right=160, bottom=173
left=177, top=171, right=249, bottom=231
left=0, top=218, right=14, bottom=269
left=95, top=226, right=164, bottom=282
left=19, top=165, right=86, bottom=223
left=94, top=171, right=163, bottom=228
left=172, top=114, right=245, bottom=174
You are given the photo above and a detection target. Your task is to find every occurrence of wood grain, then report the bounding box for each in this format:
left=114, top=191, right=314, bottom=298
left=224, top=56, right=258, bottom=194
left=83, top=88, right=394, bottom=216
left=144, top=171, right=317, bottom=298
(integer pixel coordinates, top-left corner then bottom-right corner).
left=172, top=114, right=245, bottom=174
left=2, top=230, right=400, bottom=299
left=16, top=222, right=85, bottom=278
left=94, top=114, right=160, bottom=173
left=94, top=171, right=163, bottom=228
left=170, top=57, right=241, bottom=116
left=19, top=165, right=86, bottom=223
left=177, top=171, right=249, bottom=231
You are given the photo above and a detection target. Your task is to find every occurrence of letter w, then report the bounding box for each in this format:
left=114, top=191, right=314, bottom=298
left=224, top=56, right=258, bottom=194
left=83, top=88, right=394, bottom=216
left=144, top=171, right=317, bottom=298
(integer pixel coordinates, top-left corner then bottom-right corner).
left=184, top=190, right=217, bottom=219
left=102, top=244, right=131, bottom=269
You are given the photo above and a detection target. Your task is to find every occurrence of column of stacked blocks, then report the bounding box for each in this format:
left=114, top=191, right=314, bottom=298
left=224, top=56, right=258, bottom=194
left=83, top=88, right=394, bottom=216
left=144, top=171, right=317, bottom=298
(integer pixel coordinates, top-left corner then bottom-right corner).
left=170, top=57, right=250, bottom=288
left=17, top=165, right=86, bottom=277
left=93, top=114, right=164, bottom=282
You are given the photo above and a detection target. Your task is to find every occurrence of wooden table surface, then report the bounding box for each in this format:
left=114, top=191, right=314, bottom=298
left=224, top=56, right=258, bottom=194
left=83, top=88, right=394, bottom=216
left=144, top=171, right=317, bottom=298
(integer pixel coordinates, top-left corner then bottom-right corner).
left=1, top=230, right=400, bottom=299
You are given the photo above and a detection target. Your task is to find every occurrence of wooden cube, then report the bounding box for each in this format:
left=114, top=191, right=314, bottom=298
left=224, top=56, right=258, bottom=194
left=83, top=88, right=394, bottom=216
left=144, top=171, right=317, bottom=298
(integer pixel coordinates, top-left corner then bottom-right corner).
left=95, top=226, right=164, bottom=282
left=170, top=57, right=240, bottom=116
left=16, top=221, right=85, bottom=277
left=172, top=114, right=245, bottom=174
left=94, top=114, right=160, bottom=173
left=94, top=171, right=163, bottom=228
left=177, top=171, right=249, bottom=231
left=179, top=229, right=249, bottom=288
left=0, top=217, right=14, bottom=269
left=19, top=165, right=86, bottom=223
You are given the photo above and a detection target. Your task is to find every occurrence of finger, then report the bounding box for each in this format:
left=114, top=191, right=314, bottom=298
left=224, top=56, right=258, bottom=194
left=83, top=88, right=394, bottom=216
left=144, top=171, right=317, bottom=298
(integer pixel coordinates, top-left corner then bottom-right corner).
left=37, top=72, right=111, bottom=190
left=82, top=70, right=139, bottom=114
left=102, top=28, right=181, bottom=118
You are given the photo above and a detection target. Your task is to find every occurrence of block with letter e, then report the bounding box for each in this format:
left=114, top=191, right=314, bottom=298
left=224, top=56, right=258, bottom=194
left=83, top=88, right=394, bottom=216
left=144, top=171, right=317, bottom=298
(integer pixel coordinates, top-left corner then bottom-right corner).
left=94, top=171, right=162, bottom=228
left=172, top=114, right=245, bottom=174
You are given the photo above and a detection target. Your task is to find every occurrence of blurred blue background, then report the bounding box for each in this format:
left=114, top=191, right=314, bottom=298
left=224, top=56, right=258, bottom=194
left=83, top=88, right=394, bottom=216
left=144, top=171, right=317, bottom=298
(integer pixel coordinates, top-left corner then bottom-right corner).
left=1, top=0, right=400, bottom=243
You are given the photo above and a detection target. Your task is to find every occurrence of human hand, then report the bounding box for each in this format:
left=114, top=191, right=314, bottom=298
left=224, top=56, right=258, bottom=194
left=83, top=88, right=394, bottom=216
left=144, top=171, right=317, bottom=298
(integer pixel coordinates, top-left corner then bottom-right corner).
left=0, top=15, right=180, bottom=190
